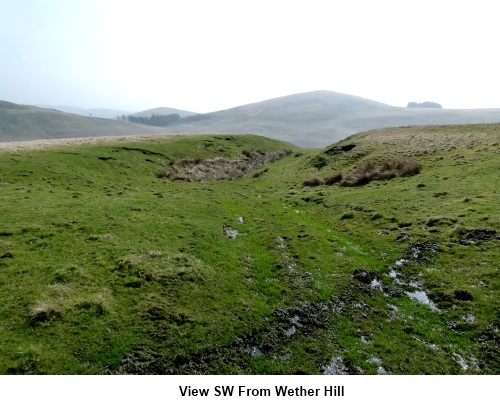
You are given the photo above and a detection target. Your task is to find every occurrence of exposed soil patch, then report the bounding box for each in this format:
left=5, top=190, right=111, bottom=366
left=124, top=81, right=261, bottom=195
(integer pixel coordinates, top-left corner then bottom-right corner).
left=403, top=240, right=440, bottom=264
left=353, top=269, right=378, bottom=285
left=458, top=229, right=500, bottom=245
left=156, top=150, right=291, bottom=181
left=476, top=320, right=500, bottom=373
left=325, top=144, right=356, bottom=155
left=114, top=300, right=333, bottom=374
left=273, top=302, right=331, bottom=334
left=112, top=146, right=168, bottom=157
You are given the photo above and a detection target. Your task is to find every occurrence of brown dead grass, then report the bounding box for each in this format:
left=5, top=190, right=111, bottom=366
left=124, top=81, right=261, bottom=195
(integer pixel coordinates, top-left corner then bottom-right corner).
left=350, top=124, right=500, bottom=157
left=156, top=150, right=291, bottom=181
left=324, top=172, right=343, bottom=185
left=302, top=158, right=422, bottom=188
left=0, top=135, right=175, bottom=152
left=302, top=176, right=325, bottom=187
left=339, top=159, right=421, bottom=187
left=29, top=302, right=62, bottom=325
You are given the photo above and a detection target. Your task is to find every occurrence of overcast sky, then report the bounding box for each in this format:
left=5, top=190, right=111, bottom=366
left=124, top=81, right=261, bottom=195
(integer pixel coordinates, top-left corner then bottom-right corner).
left=1, top=0, right=499, bottom=113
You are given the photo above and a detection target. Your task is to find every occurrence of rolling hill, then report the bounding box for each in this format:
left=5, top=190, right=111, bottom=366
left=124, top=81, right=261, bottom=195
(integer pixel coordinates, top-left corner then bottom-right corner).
left=130, top=106, right=197, bottom=118
left=0, top=101, right=168, bottom=143
left=162, top=91, right=500, bottom=147
left=36, top=105, right=132, bottom=120
left=3, top=91, right=500, bottom=148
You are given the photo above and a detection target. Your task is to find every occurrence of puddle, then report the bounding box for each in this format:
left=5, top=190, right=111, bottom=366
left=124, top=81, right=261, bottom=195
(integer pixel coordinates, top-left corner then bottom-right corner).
left=377, top=366, right=388, bottom=375
left=224, top=226, right=238, bottom=239
left=278, top=236, right=287, bottom=248
left=462, top=314, right=476, bottom=323
left=406, top=291, right=439, bottom=312
left=368, top=357, right=389, bottom=375
left=322, top=356, right=349, bottom=375
left=404, top=241, right=439, bottom=263
left=250, top=347, right=263, bottom=358
left=361, top=336, right=372, bottom=345
left=285, top=325, right=297, bottom=337
left=454, top=353, right=469, bottom=371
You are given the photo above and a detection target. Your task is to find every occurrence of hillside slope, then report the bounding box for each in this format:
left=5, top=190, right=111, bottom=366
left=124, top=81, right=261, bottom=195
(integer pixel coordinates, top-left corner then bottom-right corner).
left=0, top=126, right=499, bottom=374
left=130, top=106, right=197, bottom=118
left=36, top=105, right=132, bottom=120
left=163, top=91, right=500, bottom=147
left=0, top=101, right=168, bottom=142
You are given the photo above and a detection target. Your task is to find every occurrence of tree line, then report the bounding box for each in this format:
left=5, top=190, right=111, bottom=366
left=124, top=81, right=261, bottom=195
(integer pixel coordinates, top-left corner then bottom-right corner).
left=407, top=101, right=442, bottom=108
left=116, top=113, right=181, bottom=127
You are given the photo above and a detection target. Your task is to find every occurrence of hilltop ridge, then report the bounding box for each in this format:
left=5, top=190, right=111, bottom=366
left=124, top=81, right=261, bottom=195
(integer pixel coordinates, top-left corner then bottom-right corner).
left=3, top=91, right=500, bottom=147
left=0, top=101, right=167, bottom=143
left=162, top=90, right=500, bottom=147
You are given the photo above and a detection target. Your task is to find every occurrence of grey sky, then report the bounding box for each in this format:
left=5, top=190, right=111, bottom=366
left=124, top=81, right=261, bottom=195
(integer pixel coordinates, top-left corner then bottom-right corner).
left=1, top=0, right=499, bottom=112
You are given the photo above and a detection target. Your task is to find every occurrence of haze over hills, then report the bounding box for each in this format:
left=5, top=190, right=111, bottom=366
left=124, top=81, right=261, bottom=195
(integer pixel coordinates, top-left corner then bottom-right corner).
left=130, top=106, right=197, bottom=118
left=3, top=90, right=500, bottom=147
left=36, top=104, right=132, bottom=120
left=161, top=91, right=500, bottom=147
left=0, top=101, right=168, bottom=143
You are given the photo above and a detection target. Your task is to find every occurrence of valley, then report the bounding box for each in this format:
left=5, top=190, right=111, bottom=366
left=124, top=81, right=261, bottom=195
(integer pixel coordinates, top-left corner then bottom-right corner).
left=1, top=125, right=498, bottom=374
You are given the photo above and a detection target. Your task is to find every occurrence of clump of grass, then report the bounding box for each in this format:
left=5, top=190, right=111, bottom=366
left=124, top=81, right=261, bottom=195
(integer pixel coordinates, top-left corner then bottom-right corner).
left=340, top=212, right=354, bottom=220
left=242, top=149, right=261, bottom=159
left=382, top=159, right=422, bottom=177
left=426, top=216, right=457, bottom=226
left=72, top=289, right=113, bottom=316
left=324, top=172, right=343, bottom=185
left=310, top=156, right=328, bottom=169
left=305, top=159, right=422, bottom=187
left=153, top=167, right=169, bottom=179
left=302, top=176, right=325, bottom=187
left=53, top=265, right=92, bottom=285
left=115, top=252, right=213, bottom=285
left=6, top=346, right=44, bottom=374
left=29, top=301, right=62, bottom=325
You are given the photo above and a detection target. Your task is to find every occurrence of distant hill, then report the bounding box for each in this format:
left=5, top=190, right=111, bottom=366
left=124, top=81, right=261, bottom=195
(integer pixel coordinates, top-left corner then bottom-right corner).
left=162, top=91, right=500, bottom=147
left=130, top=107, right=197, bottom=118
left=0, top=101, right=168, bottom=143
left=36, top=104, right=132, bottom=119
left=5, top=91, right=500, bottom=147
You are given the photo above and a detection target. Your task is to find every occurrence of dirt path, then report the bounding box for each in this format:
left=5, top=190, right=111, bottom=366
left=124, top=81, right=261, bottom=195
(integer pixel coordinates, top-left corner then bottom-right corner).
left=0, top=134, right=177, bottom=152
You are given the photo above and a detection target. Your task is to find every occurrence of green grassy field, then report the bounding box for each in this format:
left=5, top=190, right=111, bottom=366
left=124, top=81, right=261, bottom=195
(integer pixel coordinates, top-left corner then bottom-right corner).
left=0, top=127, right=499, bottom=374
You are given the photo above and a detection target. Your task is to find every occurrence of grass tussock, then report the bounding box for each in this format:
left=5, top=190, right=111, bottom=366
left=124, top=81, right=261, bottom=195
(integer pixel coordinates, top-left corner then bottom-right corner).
left=324, top=172, right=343, bottom=185
left=303, top=159, right=422, bottom=187
left=342, top=159, right=418, bottom=187
left=302, top=176, right=325, bottom=187
left=73, top=291, right=112, bottom=315
left=155, top=150, right=291, bottom=181
left=29, top=301, right=62, bottom=325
